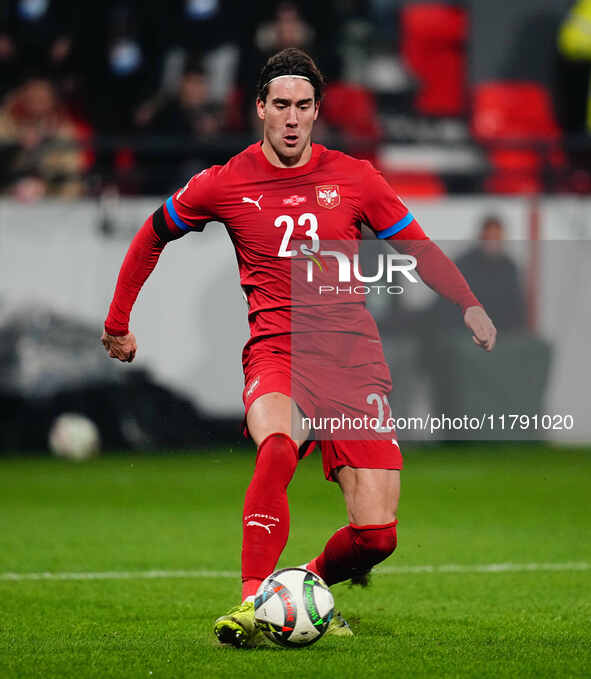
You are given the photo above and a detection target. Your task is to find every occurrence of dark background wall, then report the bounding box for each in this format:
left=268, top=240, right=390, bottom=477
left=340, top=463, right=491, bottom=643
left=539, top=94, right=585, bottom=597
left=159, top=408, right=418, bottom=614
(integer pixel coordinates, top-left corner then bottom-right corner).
left=467, top=0, right=573, bottom=85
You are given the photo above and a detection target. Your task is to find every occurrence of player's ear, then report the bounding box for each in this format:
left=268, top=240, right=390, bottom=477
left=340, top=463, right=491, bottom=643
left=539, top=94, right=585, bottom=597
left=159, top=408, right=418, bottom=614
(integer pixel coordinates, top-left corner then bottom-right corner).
left=256, top=97, right=265, bottom=121
left=313, top=101, right=320, bottom=121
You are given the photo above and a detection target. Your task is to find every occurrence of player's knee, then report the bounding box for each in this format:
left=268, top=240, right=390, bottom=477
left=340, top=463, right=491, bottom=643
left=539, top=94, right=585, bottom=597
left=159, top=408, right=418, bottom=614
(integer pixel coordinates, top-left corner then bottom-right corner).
left=352, top=521, right=398, bottom=566
left=257, top=432, right=298, bottom=461
left=255, top=433, right=299, bottom=480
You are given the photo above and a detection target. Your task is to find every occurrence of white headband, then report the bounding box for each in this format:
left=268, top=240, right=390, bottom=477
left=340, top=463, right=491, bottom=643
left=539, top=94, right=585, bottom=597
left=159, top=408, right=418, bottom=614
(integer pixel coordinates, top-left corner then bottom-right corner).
left=263, top=74, right=312, bottom=90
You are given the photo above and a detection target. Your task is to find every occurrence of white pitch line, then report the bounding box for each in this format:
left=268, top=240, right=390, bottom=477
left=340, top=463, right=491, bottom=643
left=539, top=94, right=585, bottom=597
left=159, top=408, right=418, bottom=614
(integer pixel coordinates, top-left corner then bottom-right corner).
left=0, top=562, right=588, bottom=582
left=377, top=561, right=590, bottom=575
left=0, top=569, right=239, bottom=582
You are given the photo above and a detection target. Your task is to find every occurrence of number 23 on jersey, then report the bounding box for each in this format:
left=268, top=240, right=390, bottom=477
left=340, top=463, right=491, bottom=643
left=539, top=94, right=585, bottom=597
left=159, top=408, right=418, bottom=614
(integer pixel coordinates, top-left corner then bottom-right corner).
left=274, top=213, right=319, bottom=257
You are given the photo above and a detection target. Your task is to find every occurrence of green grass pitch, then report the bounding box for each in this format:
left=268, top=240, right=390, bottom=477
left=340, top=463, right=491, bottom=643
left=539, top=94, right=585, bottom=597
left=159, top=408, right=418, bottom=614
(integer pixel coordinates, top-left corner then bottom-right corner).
left=1, top=445, right=590, bottom=678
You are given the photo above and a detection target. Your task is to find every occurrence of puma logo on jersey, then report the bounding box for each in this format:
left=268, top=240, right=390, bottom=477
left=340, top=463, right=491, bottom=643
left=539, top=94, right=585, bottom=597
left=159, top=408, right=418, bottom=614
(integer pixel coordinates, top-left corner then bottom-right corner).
left=242, top=194, right=263, bottom=211
left=246, top=520, right=275, bottom=533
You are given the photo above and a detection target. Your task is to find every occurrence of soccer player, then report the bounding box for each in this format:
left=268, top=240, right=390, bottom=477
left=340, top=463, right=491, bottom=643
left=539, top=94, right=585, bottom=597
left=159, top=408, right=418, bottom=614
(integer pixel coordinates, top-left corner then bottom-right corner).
left=102, top=48, right=496, bottom=647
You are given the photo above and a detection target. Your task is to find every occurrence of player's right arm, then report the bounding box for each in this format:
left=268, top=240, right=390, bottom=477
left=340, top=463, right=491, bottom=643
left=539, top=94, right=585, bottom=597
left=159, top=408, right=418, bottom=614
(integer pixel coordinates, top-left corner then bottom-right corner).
left=102, top=168, right=220, bottom=362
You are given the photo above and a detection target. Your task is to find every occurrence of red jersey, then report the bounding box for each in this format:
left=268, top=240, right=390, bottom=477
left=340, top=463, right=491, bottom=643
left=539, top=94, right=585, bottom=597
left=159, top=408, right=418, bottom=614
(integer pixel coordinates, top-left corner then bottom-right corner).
left=162, top=142, right=420, bottom=347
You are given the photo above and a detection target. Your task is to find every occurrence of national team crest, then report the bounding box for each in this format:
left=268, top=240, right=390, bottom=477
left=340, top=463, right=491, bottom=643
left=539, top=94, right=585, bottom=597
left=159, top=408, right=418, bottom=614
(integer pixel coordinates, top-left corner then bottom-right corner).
left=316, top=185, right=340, bottom=209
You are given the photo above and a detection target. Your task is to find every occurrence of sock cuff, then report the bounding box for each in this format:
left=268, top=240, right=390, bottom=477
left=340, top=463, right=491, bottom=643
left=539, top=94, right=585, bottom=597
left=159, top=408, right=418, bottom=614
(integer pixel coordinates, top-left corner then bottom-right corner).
left=350, top=519, right=398, bottom=531
left=257, top=432, right=298, bottom=459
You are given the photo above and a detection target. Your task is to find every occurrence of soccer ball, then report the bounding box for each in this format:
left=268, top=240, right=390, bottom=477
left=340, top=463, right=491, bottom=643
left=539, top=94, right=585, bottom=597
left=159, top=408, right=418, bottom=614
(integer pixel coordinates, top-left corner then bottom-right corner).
left=254, top=568, right=334, bottom=647
left=48, top=413, right=101, bottom=461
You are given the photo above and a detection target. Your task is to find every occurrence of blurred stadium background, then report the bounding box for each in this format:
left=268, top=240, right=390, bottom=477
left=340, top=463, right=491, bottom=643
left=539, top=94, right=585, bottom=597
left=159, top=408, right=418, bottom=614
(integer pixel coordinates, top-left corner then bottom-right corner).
left=1, top=3, right=590, bottom=676
left=1, top=0, right=590, bottom=450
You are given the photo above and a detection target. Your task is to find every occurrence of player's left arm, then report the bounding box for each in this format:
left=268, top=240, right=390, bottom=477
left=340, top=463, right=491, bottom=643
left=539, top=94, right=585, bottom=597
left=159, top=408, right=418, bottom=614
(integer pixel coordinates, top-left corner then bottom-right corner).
left=359, top=163, right=496, bottom=351
left=392, top=231, right=496, bottom=351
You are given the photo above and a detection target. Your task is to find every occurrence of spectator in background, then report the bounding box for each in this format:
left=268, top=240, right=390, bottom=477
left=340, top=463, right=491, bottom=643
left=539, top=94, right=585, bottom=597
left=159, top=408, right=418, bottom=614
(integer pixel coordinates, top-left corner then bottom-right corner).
left=427, top=216, right=526, bottom=333
left=0, top=1, right=79, bottom=97
left=235, top=2, right=317, bottom=131
left=135, top=62, right=224, bottom=192
left=162, top=0, right=236, bottom=65
left=256, top=1, right=315, bottom=53
left=419, top=216, right=551, bottom=435
left=557, top=0, right=591, bottom=134
left=146, top=64, right=221, bottom=139
left=455, top=217, right=525, bottom=332
left=0, top=76, right=90, bottom=198
left=557, top=0, right=591, bottom=178
left=155, top=0, right=241, bottom=109
left=72, top=3, right=165, bottom=194
left=78, top=3, right=162, bottom=133
left=233, top=1, right=377, bottom=147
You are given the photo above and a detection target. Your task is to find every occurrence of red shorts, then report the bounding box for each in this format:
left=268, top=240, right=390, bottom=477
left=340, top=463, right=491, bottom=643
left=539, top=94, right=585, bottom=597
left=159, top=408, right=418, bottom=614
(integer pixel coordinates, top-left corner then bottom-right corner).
left=242, top=335, right=403, bottom=480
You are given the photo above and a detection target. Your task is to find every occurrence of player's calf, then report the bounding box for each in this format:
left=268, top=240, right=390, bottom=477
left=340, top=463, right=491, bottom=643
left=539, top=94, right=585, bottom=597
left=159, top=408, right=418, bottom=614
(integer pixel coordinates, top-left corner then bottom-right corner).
left=307, top=520, right=398, bottom=586
left=348, top=520, right=398, bottom=585
left=352, top=520, right=398, bottom=566
left=241, top=432, right=299, bottom=599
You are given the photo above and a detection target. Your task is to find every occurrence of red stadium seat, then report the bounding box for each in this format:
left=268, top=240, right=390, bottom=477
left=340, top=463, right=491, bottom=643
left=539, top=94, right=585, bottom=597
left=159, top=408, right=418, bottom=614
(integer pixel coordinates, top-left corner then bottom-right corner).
left=321, top=82, right=381, bottom=141
left=400, top=3, right=468, bottom=116
left=472, top=82, right=564, bottom=194
left=472, top=82, right=560, bottom=140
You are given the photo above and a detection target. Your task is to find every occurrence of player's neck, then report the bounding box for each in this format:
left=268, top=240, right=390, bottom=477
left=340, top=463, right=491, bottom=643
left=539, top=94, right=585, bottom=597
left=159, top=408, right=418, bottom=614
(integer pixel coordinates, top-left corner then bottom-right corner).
left=261, top=139, right=313, bottom=168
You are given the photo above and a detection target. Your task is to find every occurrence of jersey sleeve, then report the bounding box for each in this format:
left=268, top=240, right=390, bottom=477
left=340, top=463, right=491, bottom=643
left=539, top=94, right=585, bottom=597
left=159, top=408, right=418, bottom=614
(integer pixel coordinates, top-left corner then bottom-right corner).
left=104, top=215, right=168, bottom=336
left=359, top=162, right=426, bottom=241
left=161, top=166, right=222, bottom=235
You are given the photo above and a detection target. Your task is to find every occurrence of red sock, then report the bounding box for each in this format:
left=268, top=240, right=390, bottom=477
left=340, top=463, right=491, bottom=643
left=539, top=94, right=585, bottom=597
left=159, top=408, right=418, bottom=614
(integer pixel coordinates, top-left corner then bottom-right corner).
left=241, top=433, right=298, bottom=600
left=307, top=521, right=398, bottom=586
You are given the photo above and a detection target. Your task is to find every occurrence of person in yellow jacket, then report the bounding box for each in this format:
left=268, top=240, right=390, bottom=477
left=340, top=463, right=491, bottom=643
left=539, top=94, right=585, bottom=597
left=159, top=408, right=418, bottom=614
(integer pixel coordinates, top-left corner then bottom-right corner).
left=558, top=0, right=591, bottom=132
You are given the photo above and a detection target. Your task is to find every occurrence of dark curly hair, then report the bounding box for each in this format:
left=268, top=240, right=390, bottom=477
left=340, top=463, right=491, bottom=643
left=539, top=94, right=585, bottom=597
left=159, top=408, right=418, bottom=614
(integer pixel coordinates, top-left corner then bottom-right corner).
left=257, top=48, right=325, bottom=103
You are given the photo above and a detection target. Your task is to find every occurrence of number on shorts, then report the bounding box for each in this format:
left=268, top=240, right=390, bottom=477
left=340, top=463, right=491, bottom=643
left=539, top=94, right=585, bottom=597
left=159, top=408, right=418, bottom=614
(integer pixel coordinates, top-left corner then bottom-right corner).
left=366, top=392, right=393, bottom=433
